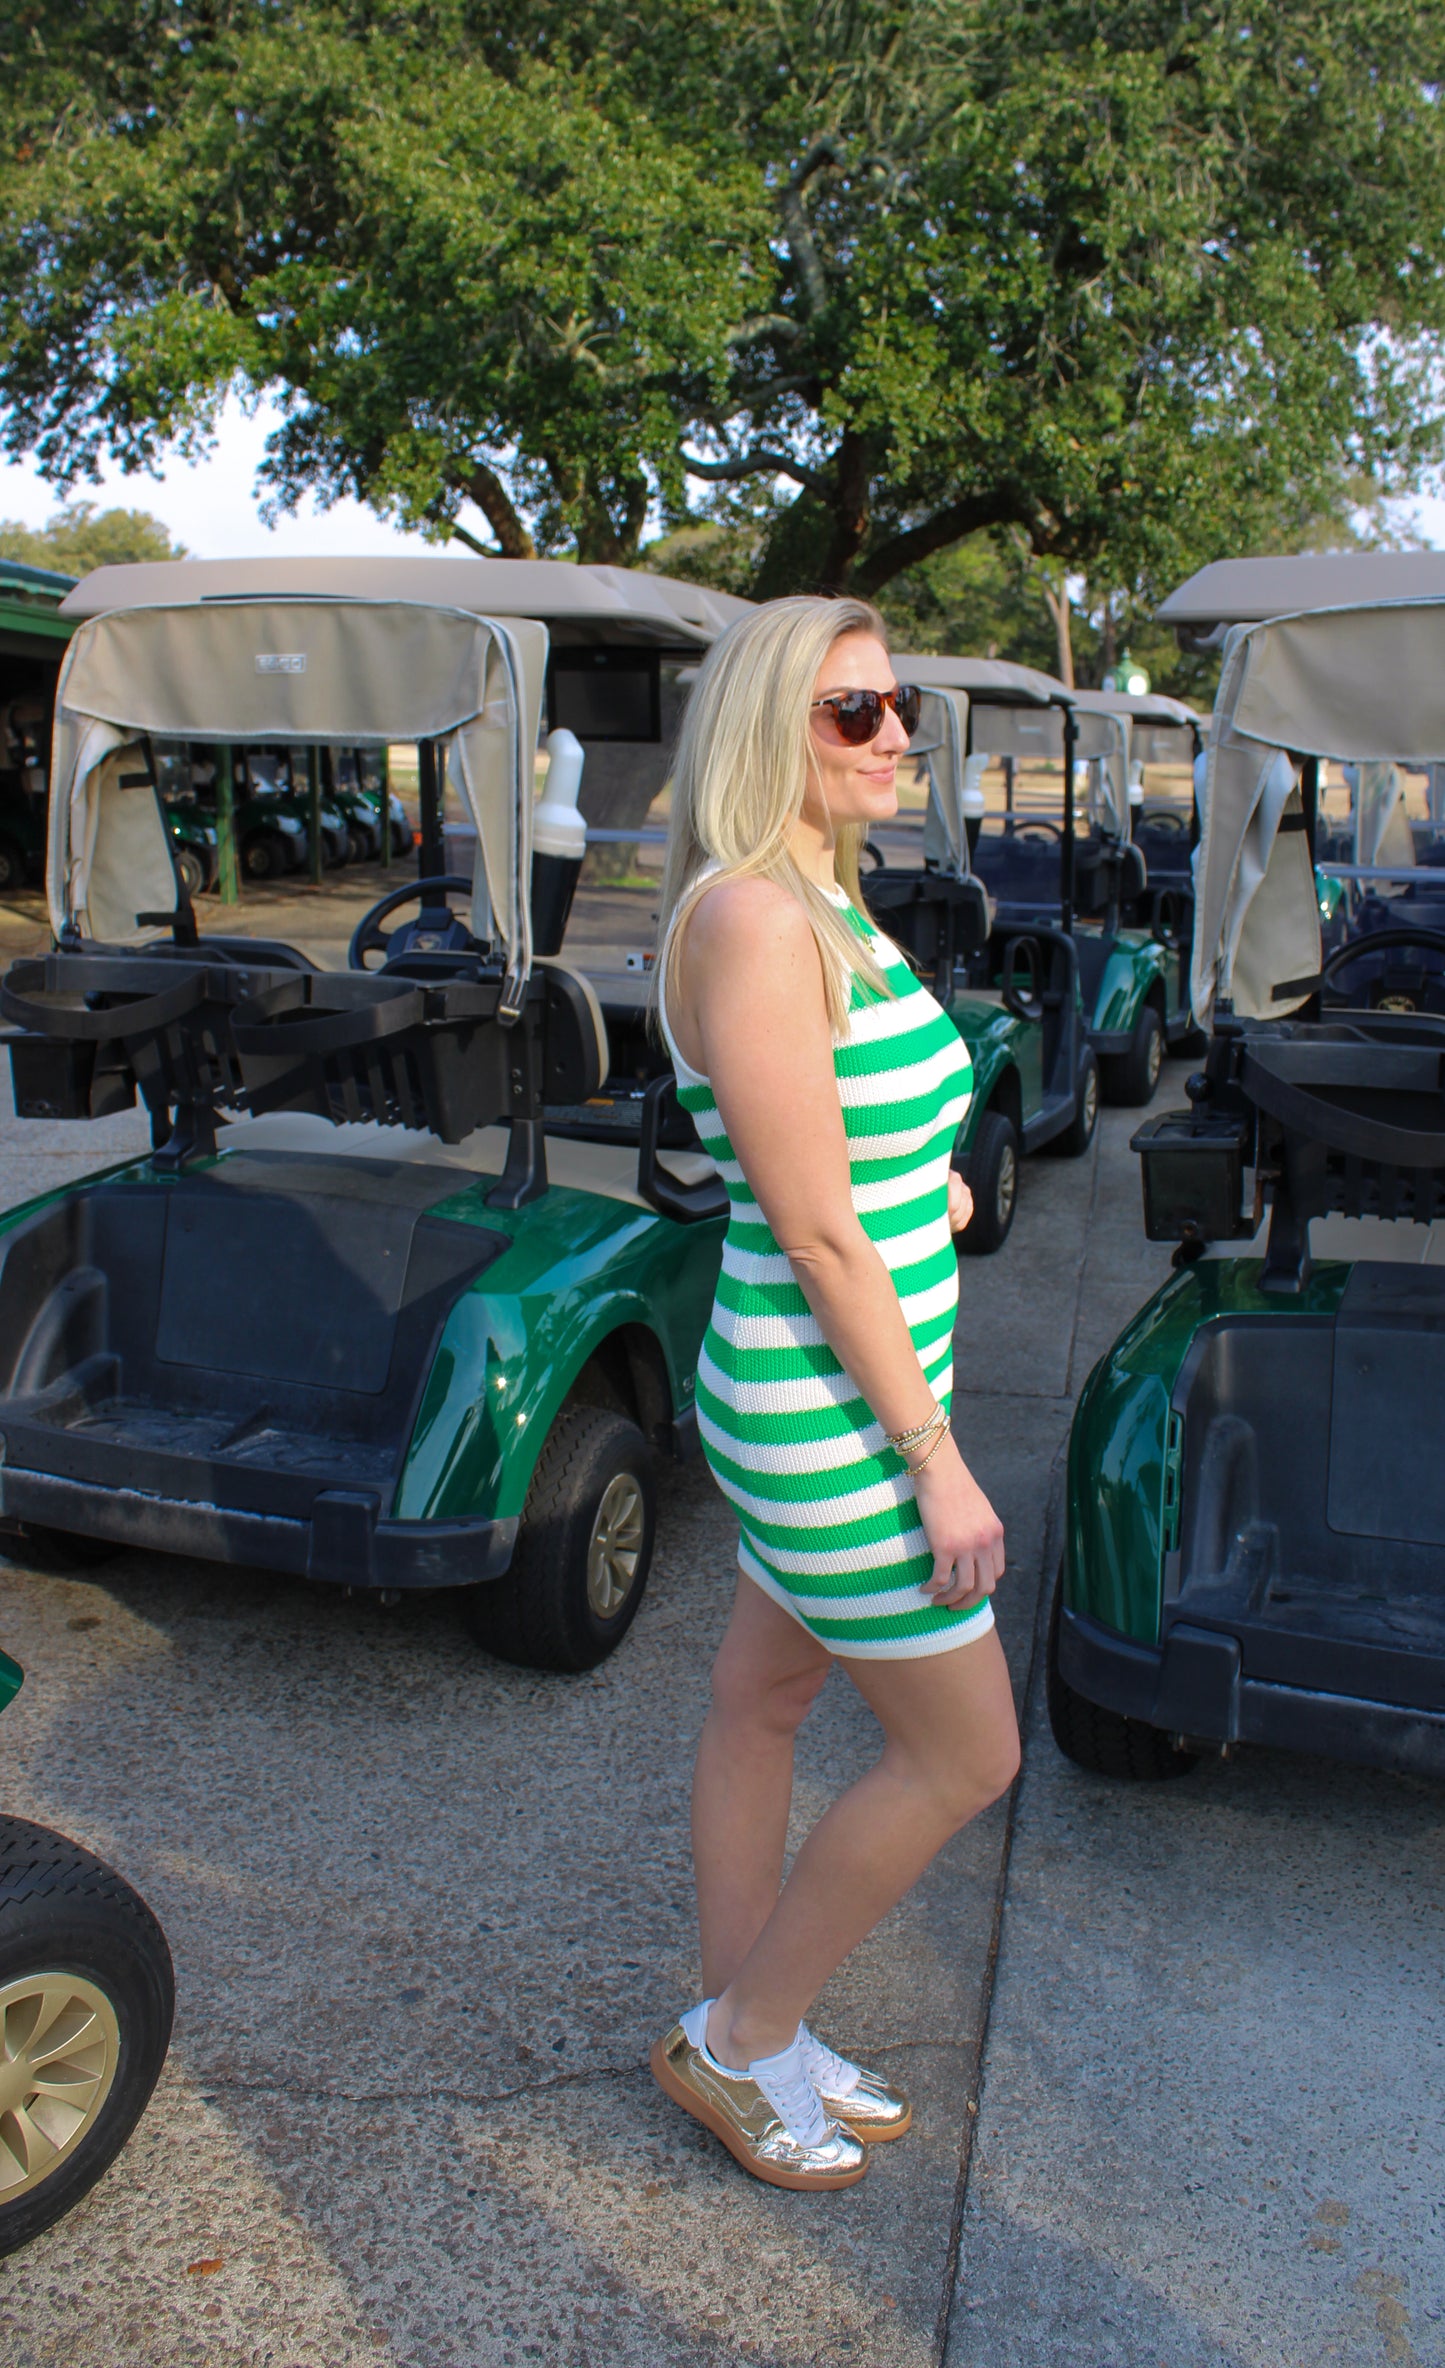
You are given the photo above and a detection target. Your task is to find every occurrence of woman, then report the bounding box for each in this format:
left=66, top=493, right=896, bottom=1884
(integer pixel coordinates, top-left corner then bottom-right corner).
left=650, top=595, right=1021, bottom=2192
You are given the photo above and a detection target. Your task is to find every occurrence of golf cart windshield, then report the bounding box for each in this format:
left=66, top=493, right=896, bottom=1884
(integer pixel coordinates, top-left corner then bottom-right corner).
left=1192, top=598, right=1445, bottom=1028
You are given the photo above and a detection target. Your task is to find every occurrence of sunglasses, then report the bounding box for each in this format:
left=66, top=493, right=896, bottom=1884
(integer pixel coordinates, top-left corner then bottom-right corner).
left=810, top=684, right=922, bottom=745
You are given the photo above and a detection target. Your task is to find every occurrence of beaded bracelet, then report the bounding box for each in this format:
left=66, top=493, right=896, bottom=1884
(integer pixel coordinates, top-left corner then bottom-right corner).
left=886, top=1404, right=944, bottom=1454
left=905, top=1419, right=951, bottom=1475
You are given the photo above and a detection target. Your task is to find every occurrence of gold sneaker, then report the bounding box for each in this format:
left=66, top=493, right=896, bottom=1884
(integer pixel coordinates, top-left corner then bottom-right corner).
left=799, top=2024, right=912, bottom=2143
left=650, top=2017, right=868, bottom=2191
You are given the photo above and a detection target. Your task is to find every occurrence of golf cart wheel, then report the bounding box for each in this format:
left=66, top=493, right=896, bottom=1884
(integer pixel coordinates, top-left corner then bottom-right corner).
left=0, top=1816, right=174, bottom=2258
left=1054, top=1046, right=1101, bottom=1158
left=173, top=848, right=207, bottom=900
left=0, top=838, right=26, bottom=897
left=390, top=821, right=413, bottom=859
left=346, top=827, right=372, bottom=864
left=1046, top=1569, right=1197, bottom=1783
left=465, top=1408, right=657, bottom=1673
left=956, top=1109, right=1019, bottom=1256
left=241, top=832, right=289, bottom=882
left=1101, top=1003, right=1164, bottom=1107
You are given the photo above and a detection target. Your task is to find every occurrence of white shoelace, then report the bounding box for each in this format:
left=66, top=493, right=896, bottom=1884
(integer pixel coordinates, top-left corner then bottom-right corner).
left=798, top=2022, right=861, bottom=2101
left=683, top=2001, right=830, bottom=2146
left=747, top=2036, right=830, bottom=2147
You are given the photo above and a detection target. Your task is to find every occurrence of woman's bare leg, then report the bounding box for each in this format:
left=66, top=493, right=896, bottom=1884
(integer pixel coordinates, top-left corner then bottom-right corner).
left=706, top=1623, right=1020, bottom=2068
left=692, top=1571, right=833, bottom=1999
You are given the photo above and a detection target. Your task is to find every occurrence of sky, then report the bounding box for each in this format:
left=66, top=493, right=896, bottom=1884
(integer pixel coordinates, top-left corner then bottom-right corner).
left=3, top=388, right=1444, bottom=560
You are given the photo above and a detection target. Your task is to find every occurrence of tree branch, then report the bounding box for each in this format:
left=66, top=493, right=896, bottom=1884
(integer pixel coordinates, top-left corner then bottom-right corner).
left=777, top=137, right=842, bottom=318
left=852, top=493, right=1020, bottom=596
left=445, top=518, right=504, bottom=557
left=463, top=461, right=535, bottom=558
left=682, top=446, right=832, bottom=498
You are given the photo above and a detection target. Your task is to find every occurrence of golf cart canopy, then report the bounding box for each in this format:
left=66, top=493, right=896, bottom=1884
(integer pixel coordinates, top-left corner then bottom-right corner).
left=48, top=595, right=546, bottom=968
left=1159, top=553, right=1445, bottom=644
left=59, top=556, right=751, bottom=650
left=1069, top=687, right=1205, bottom=773
left=895, top=650, right=1132, bottom=840
left=1192, top=597, right=1445, bottom=1028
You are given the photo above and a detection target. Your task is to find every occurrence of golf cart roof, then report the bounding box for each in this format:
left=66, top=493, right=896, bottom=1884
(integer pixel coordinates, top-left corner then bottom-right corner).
left=893, top=652, right=1060, bottom=706
left=1194, top=594, right=1445, bottom=1028
left=59, top=556, right=750, bottom=649
left=1158, top=552, right=1445, bottom=636
left=48, top=594, right=547, bottom=972
left=1069, top=687, right=1203, bottom=732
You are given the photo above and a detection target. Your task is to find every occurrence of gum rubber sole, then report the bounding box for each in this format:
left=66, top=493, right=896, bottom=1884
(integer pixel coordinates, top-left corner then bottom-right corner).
left=649, top=2038, right=869, bottom=2191
left=835, top=2100, right=912, bottom=2144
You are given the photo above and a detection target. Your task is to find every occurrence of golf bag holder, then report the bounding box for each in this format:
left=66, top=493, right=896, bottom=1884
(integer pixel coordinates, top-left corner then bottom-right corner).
left=861, top=870, right=990, bottom=998
left=230, top=958, right=606, bottom=1197
left=0, top=949, right=295, bottom=1168
left=1133, top=1012, right=1445, bottom=1288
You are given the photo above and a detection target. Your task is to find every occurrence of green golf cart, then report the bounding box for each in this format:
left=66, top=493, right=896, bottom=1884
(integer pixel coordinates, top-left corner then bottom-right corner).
left=861, top=658, right=1101, bottom=1253
left=0, top=557, right=735, bottom=1673
left=1051, top=575, right=1445, bottom=1781
left=0, top=1645, right=174, bottom=2256
left=919, top=657, right=1188, bottom=1105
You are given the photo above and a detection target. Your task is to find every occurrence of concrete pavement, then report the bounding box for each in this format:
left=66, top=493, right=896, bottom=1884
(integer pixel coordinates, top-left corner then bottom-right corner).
left=0, top=1055, right=1440, bottom=2366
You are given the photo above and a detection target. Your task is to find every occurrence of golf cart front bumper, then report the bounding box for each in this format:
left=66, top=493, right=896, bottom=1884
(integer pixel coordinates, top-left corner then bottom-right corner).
left=1057, top=1602, right=1445, bottom=1780
left=0, top=1459, right=518, bottom=1591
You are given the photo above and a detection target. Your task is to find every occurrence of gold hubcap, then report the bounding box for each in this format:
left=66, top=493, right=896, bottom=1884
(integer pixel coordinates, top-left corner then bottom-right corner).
left=0, top=1972, right=120, bottom=2200
left=586, top=1472, right=646, bottom=1620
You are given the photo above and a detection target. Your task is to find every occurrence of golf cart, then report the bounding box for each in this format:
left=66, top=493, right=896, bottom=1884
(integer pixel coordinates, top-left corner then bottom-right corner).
left=1051, top=585, right=1445, bottom=1781
left=0, top=558, right=733, bottom=1673
left=0, top=1645, right=174, bottom=2256
left=911, top=658, right=1187, bottom=1105
left=862, top=658, right=1101, bottom=1252
left=1071, top=688, right=1206, bottom=931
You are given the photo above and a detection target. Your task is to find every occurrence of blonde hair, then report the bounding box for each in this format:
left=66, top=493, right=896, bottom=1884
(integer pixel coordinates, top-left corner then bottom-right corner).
left=654, top=595, right=895, bottom=1036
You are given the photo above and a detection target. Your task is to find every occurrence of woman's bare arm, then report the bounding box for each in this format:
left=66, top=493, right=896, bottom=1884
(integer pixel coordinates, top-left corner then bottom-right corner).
left=673, top=878, right=1004, bottom=1605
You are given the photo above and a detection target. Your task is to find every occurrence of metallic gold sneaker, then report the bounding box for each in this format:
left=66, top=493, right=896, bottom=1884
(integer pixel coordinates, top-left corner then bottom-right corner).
left=799, top=2023, right=912, bottom=2143
left=650, top=2019, right=869, bottom=2191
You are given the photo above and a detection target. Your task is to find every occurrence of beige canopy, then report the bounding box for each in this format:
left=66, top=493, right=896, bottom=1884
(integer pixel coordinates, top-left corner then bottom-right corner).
left=1069, top=687, right=1205, bottom=774
left=1159, top=552, right=1445, bottom=637
left=896, top=654, right=1130, bottom=835
left=908, top=689, right=972, bottom=874
left=48, top=598, right=546, bottom=985
left=59, top=555, right=752, bottom=647
left=1192, top=598, right=1445, bottom=1028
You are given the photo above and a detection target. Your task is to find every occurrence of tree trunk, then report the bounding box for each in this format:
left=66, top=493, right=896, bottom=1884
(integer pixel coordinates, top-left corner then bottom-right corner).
left=1042, top=580, right=1074, bottom=687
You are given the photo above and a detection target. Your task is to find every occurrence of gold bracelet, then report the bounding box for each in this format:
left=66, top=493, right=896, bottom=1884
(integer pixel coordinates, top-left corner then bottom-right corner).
left=906, top=1420, right=951, bottom=1476
left=886, top=1404, right=943, bottom=1452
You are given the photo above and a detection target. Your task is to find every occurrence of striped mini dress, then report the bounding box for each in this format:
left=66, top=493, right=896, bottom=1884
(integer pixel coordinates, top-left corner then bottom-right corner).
left=660, top=876, right=994, bottom=1659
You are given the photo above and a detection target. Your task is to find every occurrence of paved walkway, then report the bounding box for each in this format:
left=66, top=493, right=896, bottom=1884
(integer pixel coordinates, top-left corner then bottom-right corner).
left=2, top=1060, right=1441, bottom=2367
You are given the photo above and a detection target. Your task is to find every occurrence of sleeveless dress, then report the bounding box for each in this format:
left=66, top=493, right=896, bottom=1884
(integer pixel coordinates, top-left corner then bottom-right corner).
left=660, top=876, right=995, bottom=1659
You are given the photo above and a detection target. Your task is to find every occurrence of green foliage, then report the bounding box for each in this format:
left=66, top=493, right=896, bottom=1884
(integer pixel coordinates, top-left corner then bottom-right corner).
left=3, top=1, right=1444, bottom=607
left=0, top=502, right=187, bottom=573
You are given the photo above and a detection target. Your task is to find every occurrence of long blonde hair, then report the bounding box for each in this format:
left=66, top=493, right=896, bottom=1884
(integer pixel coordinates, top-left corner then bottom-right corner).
left=654, top=595, right=896, bottom=1036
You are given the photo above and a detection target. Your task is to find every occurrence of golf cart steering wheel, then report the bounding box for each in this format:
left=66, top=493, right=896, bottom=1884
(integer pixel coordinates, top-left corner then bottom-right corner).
left=859, top=839, right=885, bottom=872
left=1008, top=818, right=1063, bottom=843
left=348, top=875, right=480, bottom=971
left=1320, top=924, right=1445, bottom=1012
left=1141, top=805, right=1190, bottom=839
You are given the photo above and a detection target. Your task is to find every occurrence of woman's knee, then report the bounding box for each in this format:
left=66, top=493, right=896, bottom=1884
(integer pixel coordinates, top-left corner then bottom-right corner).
left=889, top=1719, right=1021, bottom=1829
left=708, top=1640, right=829, bottom=1737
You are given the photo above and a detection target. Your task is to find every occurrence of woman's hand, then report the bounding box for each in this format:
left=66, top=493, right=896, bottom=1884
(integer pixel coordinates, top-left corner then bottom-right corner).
left=912, top=1434, right=1006, bottom=1608
left=947, top=1170, right=973, bottom=1235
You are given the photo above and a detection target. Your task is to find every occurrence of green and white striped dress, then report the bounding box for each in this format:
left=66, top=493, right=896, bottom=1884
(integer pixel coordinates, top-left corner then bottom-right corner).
left=660, top=874, right=992, bottom=1659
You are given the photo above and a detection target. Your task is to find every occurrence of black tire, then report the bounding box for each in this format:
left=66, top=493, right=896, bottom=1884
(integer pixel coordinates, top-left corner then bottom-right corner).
left=0, top=1524, right=123, bottom=1572
left=465, top=1408, right=657, bottom=1672
left=956, top=1108, right=1019, bottom=1256
left=1100, top=1002, right=1164, bottom=1107
left=0, top=1816, right=174, bottom=2257
left=0, top=837, right=26, bottom=896
left=1046, top=1568, right=1198, bottom=1782
left=241, top=831, right=289, bottom=882
left=390, top=820, right=413, bottom=859
left=173, top=847, right=207, bottom=899
left=346, top=826, right=373, bottom=864
left=1054, top=1045, right=1100, bottom=1157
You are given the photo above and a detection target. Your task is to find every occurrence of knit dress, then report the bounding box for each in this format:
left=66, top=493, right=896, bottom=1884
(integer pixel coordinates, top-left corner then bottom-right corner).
left=659, top=877, right=993, bottom=1659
